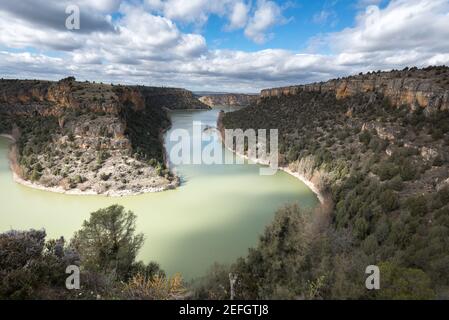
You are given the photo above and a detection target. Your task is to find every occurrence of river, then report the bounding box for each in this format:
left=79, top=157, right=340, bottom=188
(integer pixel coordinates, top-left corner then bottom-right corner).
left=0, top=107, right=319, bottom=279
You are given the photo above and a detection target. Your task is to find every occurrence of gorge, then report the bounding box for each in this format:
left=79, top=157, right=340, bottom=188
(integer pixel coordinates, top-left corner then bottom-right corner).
left=1, top=66, right=449, bottom=299
left=0, top=77, right=209, bottom=196
left=0, top=105, right=319, bottom=280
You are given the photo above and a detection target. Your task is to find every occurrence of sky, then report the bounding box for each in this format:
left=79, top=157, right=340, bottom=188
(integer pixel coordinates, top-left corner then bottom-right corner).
left=0, top=0, right=448, bottom=92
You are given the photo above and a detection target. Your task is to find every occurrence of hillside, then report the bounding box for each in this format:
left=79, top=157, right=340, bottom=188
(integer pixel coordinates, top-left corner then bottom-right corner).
left=0, top=77, right=209, bottom=196
left=199, top=94, right=258, bottom=108
left=219, top=66, right=449, bottom=299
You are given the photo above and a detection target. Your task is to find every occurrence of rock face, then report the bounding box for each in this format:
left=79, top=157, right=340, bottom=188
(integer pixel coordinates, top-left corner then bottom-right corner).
left=260, top=67, right=449, bottom=114
left=199, top=94, right=258, bottom=107
left=0, top=77, right=209, bottom=196
left=0, top=78, right=208, bottom=116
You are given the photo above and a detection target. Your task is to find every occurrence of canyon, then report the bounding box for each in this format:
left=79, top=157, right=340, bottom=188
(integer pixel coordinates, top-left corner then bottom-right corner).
left=0, top=77, right=209, bottom=196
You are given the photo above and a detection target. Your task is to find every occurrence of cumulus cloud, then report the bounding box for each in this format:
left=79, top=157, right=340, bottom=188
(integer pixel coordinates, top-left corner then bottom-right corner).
left=331, top=0, right=449, bottom=52
left=244, top=0, right=287, bottom=44
left=226, top=2, right=250, bottom=30
left=0, top=0, right=449, bottom=92
left=145, top=0, right=286, bottom=44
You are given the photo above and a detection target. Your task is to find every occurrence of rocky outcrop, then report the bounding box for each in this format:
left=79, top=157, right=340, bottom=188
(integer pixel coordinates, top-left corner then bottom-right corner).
left=0, top=77, right=208, bottom=116
left=0, top=77, right=208, bottom=196
left=260, top=67, right=449, bottom=114
left=199, top=94, right=258, bottom=107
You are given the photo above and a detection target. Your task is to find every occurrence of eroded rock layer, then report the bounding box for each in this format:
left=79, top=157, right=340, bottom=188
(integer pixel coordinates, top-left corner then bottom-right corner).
left=0, top=77, right=209, bottom=196
left=260, top=66, right=449, bottom=114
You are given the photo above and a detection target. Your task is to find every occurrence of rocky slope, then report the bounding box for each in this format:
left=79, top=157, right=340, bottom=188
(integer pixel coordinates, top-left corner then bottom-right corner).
left=199, top=94, right=258, bottom=107
left=261, top=66, right=449, bottom=114
left=0, top=77, right=209, bottom=196
left=222, top=66, right=449, bottom=298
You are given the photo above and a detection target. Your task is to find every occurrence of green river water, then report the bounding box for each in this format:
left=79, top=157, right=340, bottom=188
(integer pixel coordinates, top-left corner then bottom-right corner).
left=0, top=108, right=318, bottom=279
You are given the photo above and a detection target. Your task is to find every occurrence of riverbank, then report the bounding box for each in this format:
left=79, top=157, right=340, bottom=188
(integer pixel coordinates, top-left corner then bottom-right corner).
left=217, top=112, right=325, bottom=204
left=0, top=135, right=179, bottom=197
left=0, top=134, right=15, bottom=142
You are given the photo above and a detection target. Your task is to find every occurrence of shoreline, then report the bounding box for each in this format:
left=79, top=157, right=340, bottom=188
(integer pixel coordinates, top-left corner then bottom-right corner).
left=10, top=169, right=178, bottom=197
left=216, top=113, right=325, bottom=204
left=1, top=133, right=179, bottom=198
left=0, top=134, right=16, bottom=142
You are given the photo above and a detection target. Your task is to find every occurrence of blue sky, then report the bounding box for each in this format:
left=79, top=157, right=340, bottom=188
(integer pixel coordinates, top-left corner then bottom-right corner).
left=197, top=0, right=371, bottom=51
left=0, top=0, right=448, bottom=92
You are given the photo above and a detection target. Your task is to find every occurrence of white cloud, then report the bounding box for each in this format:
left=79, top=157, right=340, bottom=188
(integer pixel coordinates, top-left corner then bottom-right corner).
left=0, top=0, right=449, bottom=93
left=145, top=0, right=286, bottom=44
left=244, top=0, right=286, bottom=44
left=226, top=2, right=250, bottom=30
left=332, top=0, right=449, bottom=53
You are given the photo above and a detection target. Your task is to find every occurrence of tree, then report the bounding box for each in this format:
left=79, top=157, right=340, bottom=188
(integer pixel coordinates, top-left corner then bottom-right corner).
left=71, top=205, right=144, bottom=279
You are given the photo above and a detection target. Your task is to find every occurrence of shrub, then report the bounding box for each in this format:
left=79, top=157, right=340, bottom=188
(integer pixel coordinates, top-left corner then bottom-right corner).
left=122, top=273, right=185, bottom=300
left=379, top=190, right=399, bottom=212
left=405, top=196, right=428, bottom=217
left=359, top=131, right=371, bottom=145
left=387, top=176, right=404, bottom=191
left=376, top=162, right=399, bottom=181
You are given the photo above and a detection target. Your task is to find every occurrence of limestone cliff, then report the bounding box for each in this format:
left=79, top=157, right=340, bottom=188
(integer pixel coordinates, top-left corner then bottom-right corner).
left=199, top=94, right=258, bottom=107
left=260, top=66, right=449, bottom=114
left=0, top=77, right=208, bottom=196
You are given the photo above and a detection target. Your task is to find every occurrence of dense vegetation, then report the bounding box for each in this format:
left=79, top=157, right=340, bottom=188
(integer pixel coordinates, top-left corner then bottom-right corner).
left=0, top=205, right=185, bottom=300
left=217, top=88, right=449, bottom=299
left=119, top=100, right=170, bottom=174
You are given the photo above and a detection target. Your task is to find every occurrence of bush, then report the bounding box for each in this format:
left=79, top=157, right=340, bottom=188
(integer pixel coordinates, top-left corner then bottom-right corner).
left=376, top=162, right=399, bottom=181
left=123, top=273, right=185, bottom=300
left=359, top=131, right=372, bottom=145
left=387, top=176, right=404, bottom=191
left=379, top=190, right=399, bottom=212
left=0, top=230, right=79, bottom=299
left=405, top=196, right=428, bottom=217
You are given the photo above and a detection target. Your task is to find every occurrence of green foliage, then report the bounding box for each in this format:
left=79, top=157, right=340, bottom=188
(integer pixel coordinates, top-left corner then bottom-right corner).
left=375, top=262, right=435, bottom=300
left=222, top=88, right=449, bottom=299
left=405, top=195, right=428, bottom=217
left=0, top=230, right=78, bottom=299
left=359, top=131, right=372, bottom=145
left=376, top=162, right=399, bottom=181
left=379, top=189, right=399, bottom=212
left=71, top=205, right=144, bottom=280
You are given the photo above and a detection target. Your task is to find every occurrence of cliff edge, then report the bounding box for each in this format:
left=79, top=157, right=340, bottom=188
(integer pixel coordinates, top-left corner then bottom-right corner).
left=0, top=77, right=209, bottom=196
